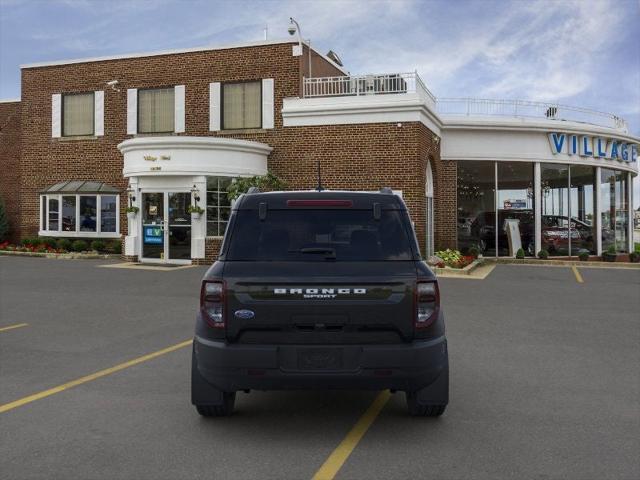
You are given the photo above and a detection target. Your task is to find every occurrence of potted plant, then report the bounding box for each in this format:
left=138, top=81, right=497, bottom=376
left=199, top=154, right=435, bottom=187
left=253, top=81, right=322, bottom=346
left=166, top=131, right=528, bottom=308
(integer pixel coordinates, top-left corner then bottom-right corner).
left=515, top=248, right=525, bottom=260
left=537, top=249, right=549, bottom=260
left=126, top=206, right=139, bottom=221
left=578, top=250, right=590, bottom=262
left=603, top=245, right=618, bottom=262
left=187, top=205, right=204, bottom=219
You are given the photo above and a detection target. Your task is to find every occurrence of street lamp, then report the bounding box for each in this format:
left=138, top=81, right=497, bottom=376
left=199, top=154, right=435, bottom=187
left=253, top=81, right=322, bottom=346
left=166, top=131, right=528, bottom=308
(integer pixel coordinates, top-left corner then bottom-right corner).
left=288, top=17, right=311, bottom=77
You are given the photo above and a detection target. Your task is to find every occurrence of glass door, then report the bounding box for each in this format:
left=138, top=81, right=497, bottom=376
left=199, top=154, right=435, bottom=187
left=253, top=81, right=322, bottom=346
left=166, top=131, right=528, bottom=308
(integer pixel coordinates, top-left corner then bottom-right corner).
left=141, top=193, right=165, bottom=260
left=167, top=192, right=191, bottom=261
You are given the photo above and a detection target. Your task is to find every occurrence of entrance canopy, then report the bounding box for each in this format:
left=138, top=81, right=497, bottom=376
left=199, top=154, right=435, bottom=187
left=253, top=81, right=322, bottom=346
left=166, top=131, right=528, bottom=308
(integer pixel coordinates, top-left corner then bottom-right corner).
left=41, top=180, right=120, bottom=194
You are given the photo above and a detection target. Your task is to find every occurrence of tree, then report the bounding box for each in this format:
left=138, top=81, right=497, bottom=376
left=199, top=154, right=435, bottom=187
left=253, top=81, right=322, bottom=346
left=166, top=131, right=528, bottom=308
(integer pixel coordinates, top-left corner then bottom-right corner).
left=0, top=197, right=9, bottom=242
left=226, top=172, right=287, bottom=202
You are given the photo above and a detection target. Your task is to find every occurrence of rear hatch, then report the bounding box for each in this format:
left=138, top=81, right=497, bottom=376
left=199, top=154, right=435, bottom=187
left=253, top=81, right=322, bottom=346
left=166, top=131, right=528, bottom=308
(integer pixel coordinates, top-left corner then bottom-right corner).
left=224, top=261, right=417, bottom=344
left=220, top=197, right=421, bottom=344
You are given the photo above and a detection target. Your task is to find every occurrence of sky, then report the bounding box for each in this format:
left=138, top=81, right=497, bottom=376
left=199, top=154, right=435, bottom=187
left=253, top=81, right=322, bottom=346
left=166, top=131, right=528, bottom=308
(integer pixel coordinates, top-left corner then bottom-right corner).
left=1, top=0, right=639, bottom=204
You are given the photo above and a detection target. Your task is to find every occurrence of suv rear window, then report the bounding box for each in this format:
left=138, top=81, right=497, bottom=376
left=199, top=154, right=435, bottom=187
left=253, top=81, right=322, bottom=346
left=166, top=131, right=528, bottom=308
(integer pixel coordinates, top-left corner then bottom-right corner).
left=226, top=209, right=415, bottom=261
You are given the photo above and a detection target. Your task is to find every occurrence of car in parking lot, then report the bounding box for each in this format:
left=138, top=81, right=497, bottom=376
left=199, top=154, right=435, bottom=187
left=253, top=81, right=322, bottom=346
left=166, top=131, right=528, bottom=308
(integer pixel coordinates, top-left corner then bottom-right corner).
left=192, top=189, right=449, bottom=417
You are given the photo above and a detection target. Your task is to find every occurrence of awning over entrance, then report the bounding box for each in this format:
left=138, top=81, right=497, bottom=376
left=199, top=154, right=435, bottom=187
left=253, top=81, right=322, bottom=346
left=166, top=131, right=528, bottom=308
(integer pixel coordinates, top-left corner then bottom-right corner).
left=40, top=180, right=120, bottom=194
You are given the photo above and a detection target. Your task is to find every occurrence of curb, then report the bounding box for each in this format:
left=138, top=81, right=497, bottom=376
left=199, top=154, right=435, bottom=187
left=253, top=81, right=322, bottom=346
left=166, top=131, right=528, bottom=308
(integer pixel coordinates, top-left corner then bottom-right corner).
left=432, top=259, right=484, bottom=276
left=0, top=250, right=120, bottom=260
left=490, top=258, right=640, bottom=269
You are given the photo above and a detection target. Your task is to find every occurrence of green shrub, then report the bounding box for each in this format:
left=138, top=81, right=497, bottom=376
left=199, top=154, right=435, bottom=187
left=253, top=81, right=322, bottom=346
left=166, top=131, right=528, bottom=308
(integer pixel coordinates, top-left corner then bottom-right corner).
left=38, top=237, right=57, bottom=249
left=71, top=240, right=88, bottom=252
left=606, top=244, right=617, bottom=255
left=21, top=237, right=36, bottom=247
left=468, top=246, right=480, bottom=258
left=630, top=252, right=640, bottom=263
left=57, top=238, right=72, bottom=251
left=515, top=248, right=525, bottom=259
left=90, top=240, right=106, bottom=252
left=578, top=251, right=590, bottom=261
left=107, top=240, right=122, bottom=254
left=537, top=249, right=549, bottom=260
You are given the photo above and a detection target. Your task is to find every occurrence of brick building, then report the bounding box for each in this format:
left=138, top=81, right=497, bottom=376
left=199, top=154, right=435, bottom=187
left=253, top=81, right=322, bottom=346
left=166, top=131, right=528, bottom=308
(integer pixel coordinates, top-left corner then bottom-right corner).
left=0, top=38, right=638, bottom=263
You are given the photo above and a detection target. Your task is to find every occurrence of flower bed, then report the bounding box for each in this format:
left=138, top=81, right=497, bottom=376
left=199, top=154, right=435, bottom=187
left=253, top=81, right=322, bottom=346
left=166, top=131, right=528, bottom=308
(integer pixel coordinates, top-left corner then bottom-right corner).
left=0, top=237, right=121, bottom=256
left=433, top=249, right=476, bottom=269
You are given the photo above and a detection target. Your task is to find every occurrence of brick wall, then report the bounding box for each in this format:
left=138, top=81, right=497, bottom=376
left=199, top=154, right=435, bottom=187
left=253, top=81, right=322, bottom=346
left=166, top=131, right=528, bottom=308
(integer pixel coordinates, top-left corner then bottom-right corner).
left=15, top=40, right=449, bottom=263
left=0, top=101, right=21, bottom=242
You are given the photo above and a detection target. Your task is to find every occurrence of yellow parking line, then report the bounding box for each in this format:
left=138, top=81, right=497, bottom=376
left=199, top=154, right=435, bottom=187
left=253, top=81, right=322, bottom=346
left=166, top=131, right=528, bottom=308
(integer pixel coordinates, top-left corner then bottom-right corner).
left=571, top=265, right=584, bottom=283
left=312, top=390, right=391, bottom=480
left=0, top=323, right=28, bottom=333
left=0, top=339, right=192, bottom=414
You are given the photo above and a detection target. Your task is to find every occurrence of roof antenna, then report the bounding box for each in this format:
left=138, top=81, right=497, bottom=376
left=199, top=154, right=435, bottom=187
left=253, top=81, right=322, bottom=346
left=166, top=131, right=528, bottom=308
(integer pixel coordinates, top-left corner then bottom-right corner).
left=316, top=159, right=324, bottom=191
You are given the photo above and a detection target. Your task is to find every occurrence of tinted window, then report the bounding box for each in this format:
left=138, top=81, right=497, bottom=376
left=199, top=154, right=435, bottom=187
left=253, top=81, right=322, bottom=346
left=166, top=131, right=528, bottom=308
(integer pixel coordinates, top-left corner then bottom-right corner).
left=227, top=210, right=415, bottom=261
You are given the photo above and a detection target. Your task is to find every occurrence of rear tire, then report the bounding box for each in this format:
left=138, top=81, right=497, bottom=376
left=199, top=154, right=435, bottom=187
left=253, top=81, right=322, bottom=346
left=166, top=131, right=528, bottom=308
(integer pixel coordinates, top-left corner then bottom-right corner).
left=405, top=394, right=446, bottom=417
left=195, top=392, right=236, bottom=417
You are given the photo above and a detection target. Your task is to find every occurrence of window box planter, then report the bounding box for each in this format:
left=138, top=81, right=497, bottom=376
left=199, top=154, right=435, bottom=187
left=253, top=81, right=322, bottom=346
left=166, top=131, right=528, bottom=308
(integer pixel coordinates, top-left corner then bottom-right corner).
left=603, top=252, right=619, bottom=262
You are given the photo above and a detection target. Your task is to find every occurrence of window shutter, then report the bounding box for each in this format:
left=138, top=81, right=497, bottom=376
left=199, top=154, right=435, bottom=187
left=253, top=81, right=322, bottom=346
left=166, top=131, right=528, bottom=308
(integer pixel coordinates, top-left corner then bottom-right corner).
left=94, top=90, right=104, bottom=136
left=174, top=85, right=185, bottom=133
left=51, top=94, right=61, bottom=138
left=262, top=78, right=274, bottom=129
left=209, top=82, right=221, bottom=131
left=127, top=88, right=137, bottom=135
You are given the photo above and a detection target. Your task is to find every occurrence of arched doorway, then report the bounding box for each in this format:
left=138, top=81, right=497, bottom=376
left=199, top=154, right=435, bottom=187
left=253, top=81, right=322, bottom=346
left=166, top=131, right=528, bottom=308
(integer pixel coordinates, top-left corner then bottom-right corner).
left=425, top=160, right=435, bottom=257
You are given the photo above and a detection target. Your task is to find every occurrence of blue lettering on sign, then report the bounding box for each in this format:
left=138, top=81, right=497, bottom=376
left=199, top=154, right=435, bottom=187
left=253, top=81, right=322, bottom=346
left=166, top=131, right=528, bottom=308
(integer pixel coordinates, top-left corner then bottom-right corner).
left=580, top=136, right=593, bottom=156
left=610, top=141, right=619, bottom=159
left=621, top=143, right=628, bottom=161
left=548, top=132, right=638, bottom=164
left=144, top=226, right=163, bottom=245
left=549, top=133, right=565, bottom=154
left=570, top=135, right=578, bottom=155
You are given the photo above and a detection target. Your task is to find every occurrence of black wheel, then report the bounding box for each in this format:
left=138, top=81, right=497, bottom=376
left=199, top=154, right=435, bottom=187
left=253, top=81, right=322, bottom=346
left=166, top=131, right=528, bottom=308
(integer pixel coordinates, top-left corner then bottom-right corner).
left=195, top=392, right=236, bottom=417
left=405, top=392, right=446, bottom=417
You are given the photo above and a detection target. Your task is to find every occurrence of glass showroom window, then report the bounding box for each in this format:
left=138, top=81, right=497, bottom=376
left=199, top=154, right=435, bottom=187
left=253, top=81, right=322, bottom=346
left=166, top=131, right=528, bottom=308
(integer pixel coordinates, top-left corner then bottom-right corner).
left=138, top=87, right=175, bottom=133
left=40, top=194, right=119, bottom=237
left=457, top=161, right=496, bottom=256
left=541, top=164, right=570, bottom=256
left=222, top=81, right=261, bottom=130
left=601, top=169, right=628, bottom=253
left=62, top=92, right=94, bottom=136
left=497, top=162, right=534, bottom=256
left=206, top=177, right=233, bottom=236
left=569, top=165, right=596, bottom=255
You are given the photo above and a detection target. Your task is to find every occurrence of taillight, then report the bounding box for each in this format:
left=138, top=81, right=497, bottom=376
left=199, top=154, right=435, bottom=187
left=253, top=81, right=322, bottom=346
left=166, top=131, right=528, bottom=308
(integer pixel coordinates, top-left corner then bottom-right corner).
left=201, top=280, right=225, bottom=328
left=415, top=281, right=439, bottom=328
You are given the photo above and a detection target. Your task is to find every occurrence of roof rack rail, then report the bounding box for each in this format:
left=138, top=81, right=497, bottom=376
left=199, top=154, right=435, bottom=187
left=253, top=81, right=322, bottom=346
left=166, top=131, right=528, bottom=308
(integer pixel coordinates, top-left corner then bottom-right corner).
left=246, top=187, right=260, bottom=194
left=379, top=187, right=393, bottom=194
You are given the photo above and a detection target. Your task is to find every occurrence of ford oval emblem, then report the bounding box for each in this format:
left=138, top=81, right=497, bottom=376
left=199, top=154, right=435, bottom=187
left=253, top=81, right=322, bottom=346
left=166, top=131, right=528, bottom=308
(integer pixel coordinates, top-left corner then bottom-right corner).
left=234, top=309, right=255, bottom=320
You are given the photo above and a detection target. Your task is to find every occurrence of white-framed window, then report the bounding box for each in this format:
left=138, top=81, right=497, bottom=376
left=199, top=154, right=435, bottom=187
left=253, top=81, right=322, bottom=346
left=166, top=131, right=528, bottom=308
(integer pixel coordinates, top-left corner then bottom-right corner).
left=52, top=91, right=104, bottom=138
left=62, top=92, right=95, bottom=136
left=222, top=81, right=262, bottom=130
left=39, top=194, right=120, bottom=238
left=206, top=177, right=233, bottom=236
left=127, top=85, right=185, bottom=134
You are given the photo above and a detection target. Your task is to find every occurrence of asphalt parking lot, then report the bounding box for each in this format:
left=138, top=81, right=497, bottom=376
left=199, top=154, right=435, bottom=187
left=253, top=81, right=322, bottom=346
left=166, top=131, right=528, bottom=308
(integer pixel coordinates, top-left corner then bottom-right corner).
left=1, top=257, right=639, bottom=480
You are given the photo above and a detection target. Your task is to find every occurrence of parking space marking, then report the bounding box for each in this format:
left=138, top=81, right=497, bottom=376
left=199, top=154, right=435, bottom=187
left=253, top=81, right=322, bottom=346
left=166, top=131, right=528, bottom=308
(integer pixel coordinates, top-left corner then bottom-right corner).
left=571, top=266, right=584, bottom=283
left=0, top=323, right=28, bottom=333
left=312, top=390, right=391, bottom=480
left=0, top=339, right=192, bottom=414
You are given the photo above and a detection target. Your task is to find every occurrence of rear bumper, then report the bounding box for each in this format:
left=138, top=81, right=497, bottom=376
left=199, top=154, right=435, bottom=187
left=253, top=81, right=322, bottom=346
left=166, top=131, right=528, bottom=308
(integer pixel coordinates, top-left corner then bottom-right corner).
left=193, top=334, right=448, bottom=392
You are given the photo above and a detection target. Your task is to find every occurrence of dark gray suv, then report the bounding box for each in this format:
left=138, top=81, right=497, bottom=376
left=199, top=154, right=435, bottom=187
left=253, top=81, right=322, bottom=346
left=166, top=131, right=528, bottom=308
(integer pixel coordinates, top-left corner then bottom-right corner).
left=192, top=189, right=449, bottom=416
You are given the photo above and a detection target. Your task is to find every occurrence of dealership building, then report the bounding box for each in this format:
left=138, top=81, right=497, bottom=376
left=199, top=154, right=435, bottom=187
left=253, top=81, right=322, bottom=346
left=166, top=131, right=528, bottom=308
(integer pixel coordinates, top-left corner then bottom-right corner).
left=0, top=39, right=637, bottom=263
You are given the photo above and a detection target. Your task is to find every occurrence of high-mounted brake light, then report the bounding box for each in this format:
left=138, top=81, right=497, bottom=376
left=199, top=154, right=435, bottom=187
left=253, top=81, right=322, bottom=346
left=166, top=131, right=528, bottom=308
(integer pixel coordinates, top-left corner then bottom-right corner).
left=415, top=280, right=439, bottom=328
left=200, top=280, right=225, bottom=328
left=286, top=200, right=353, bottom=207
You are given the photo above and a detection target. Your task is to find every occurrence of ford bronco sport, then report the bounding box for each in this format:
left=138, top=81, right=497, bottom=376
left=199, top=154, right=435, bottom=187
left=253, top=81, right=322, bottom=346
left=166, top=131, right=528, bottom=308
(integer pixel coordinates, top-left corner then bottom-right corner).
left=192, top=189, right=449, bottom=416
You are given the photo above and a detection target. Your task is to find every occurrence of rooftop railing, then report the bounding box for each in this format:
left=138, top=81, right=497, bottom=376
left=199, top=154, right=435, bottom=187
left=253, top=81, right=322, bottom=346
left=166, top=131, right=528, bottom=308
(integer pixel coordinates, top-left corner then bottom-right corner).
left=301, top=74, right=627, bottom=131
left=303, top=72, right=436, bottom=104
left=436, top=98, right=628, bottom=131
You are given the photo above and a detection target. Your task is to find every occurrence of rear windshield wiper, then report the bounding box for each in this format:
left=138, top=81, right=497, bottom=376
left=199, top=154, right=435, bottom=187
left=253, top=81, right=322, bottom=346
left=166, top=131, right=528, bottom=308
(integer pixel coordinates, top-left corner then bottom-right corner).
left=292, top=247, right=337, bottom=259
